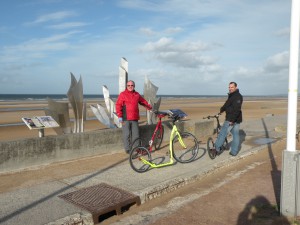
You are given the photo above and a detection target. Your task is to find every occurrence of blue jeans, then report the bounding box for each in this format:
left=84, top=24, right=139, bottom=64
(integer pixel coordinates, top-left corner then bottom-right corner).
left=215, top=121, right=240, bottom=155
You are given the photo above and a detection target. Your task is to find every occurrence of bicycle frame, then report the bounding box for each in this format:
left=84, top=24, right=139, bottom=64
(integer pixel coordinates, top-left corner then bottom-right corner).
left=140, top=123, right=185, bottom=168
left=203, top=113, right=222, bottom=134
left=204, top=113, right=230, bottom=159
left=148, top=113, right=165, bottom=152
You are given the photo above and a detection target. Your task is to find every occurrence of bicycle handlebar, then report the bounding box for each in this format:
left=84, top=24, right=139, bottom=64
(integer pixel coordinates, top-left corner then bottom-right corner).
left=150, top=110, right=186, bottom=121
left=150, top=110, right=168, bottom=116
left=203, top=113, right=222, bottom=119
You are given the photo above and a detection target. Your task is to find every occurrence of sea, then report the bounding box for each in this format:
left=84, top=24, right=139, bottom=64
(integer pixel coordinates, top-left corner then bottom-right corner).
left=0, top=93, right=287, bottom=102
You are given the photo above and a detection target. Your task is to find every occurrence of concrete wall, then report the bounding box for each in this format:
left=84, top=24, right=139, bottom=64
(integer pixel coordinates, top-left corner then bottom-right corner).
left=0, top=119, right=213, bottom=174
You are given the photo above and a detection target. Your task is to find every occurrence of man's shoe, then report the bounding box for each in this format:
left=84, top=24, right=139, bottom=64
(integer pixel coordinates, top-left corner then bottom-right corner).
left=229, top=152, right=237, bottom=156
left=211, top=148, right=220, bottom=157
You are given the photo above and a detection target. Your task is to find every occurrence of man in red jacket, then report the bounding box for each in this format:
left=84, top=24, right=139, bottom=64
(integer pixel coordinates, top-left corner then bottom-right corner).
left=116, top=80, right=152, bottom=154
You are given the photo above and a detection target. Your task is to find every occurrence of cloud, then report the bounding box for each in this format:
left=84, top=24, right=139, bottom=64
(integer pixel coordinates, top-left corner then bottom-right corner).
left=139, top=37, right=218, bottom=68
left=263, top=51, right=289, bottom=73
left=164, top=27, right=183, bottom=34
left=47, top=22, right=90, bottom=29
left=140, top=37, right=212, bottom=53
left=25, top=11, right=77, bottom=25
left=0, top=31, right=81, bottom=65
left=139, top=27, right=156, bottom=36
left=275, top=27, right=290, bottom=37
left=139, top=26, right=183, bottom=37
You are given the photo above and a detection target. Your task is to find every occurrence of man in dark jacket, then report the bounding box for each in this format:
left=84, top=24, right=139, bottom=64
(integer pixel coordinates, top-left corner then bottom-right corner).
left=213, top=81, right=243, bottom=156
left=116, top=80, right=152, bottom=154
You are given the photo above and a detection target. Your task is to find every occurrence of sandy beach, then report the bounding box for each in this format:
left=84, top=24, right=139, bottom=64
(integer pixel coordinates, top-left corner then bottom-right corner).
left=0, top=97, right=290, bottom=142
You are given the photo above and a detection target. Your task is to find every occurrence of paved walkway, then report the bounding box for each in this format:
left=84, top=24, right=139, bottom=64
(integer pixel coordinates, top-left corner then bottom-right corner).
left=0, top=115, right=291, bottom=225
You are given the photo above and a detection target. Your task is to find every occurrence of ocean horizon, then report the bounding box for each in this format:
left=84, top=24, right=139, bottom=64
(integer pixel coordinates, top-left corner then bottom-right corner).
left=0, top=93, right=288, bottom=102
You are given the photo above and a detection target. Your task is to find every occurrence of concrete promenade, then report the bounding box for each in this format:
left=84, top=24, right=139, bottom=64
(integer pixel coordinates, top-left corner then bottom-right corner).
left=0, top=115, right=291, bottom=225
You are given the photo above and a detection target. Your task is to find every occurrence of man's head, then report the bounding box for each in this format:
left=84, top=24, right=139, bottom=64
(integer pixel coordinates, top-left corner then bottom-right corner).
left=228, top=81, right=238, bottom=94
left=126, top=80, right=135, bottom=91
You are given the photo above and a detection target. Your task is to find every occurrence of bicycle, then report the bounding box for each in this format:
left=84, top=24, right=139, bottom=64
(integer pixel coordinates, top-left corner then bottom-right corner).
left=130, top=110, right=165, bottom=153
left=203, top=113, right=230, bottom=159
left=129, top=109, right=199, bottom=173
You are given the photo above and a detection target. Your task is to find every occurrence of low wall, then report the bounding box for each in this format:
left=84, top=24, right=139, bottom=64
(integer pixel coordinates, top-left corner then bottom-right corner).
left=0, top=119, right=213, bottom=174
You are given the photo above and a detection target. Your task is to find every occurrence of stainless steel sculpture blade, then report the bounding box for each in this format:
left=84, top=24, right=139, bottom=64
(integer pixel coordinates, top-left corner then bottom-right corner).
left=67, top=73, right=84, bottom=133
left=67, top=73, right=77, bottom=131
left=144, top=75, right=158, bottom=104
left=144, top=75, right=159, bottom=124
left=147, top=97, right=161, bottom=124
left=90, top=104, right=115, bottom=128
left=102, top=85, right=111, bottom=116
left=109, top=98, right=122, bottom=128
left=119, top=57, right=128, bottom=93
left=45, top=98, right=72, bottom=134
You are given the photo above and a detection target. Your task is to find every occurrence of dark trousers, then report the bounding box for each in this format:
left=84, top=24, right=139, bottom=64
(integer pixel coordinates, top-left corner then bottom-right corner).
left=122, top=120, right=139, bottom=153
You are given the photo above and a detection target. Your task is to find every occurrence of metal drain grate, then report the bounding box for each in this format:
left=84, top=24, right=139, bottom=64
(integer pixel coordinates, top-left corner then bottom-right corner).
left=59, top=183, right=141, bottom=223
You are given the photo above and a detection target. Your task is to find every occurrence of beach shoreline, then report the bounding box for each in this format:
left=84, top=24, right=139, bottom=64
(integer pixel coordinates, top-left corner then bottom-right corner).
left=0, top=97, right=290, bottom=142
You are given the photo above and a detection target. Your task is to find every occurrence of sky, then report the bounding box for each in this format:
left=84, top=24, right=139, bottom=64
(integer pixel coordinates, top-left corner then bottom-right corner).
left=0, top=0, right=293, bottom=96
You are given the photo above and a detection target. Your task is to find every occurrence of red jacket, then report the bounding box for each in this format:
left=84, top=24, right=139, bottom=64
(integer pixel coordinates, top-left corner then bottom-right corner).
left=116, top=89, right=152, bottom=121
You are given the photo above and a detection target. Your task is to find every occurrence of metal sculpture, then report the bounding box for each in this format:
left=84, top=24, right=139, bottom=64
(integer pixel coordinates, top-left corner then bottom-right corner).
left=144, top=75, right=160, bottom=124
left=67, top=73, right=84, bottom=133
left=92, top=58, right=160, bottom=128
left=103, top=85, right=121, bottom=128
left=90, top=104, right=115, bottom=128
left=45, top=98, right=72, bottom=134
left=119, top=57, right=128, bottom=93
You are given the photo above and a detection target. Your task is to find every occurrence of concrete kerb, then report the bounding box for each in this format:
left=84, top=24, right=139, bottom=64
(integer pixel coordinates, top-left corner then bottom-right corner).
left=45, top=213, right=93, bottom=225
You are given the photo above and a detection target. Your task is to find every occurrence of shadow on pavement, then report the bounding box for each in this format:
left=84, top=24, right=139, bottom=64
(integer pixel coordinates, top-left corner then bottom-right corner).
left=261, top=118, right=281, bottom=209
left=237, top=195, right=290, bottom=225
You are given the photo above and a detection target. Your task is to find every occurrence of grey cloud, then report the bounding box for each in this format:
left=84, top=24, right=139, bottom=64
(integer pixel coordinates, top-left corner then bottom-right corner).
left=263, top=51, right=289, bottom=73
left=156, top=52, right=215, bottom=68
left=141, top=37, right=212, bottom=52
left=164, top=27, right=183, bottom=34
left=140, top=37, right=217, bottom=68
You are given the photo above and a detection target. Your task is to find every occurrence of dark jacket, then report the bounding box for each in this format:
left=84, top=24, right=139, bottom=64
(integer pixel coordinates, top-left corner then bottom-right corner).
left=220, top=89, right=243, bottom=123
left=116, top=89, right=152, bottom=121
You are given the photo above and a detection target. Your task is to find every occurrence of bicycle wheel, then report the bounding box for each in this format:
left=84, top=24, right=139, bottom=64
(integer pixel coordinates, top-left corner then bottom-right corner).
left=172, top=132, right=199, bottom=163
left=131, top=137, right=145, bottom=150
left=153, top=126, right=164, bottom=150
left=207, top=137, right=216, bottom=159
left=129, top=146, right=151, bottom=173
